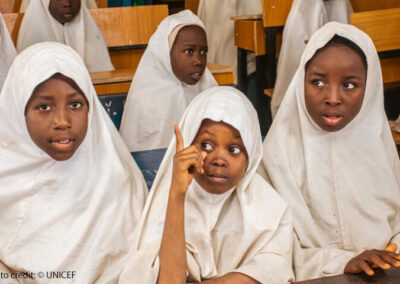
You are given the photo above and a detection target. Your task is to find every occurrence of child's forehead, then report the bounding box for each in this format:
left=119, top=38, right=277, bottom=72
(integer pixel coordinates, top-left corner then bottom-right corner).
left=174, top=25, right=206, bottom=42
left=197, top=119, right=241, bottom=138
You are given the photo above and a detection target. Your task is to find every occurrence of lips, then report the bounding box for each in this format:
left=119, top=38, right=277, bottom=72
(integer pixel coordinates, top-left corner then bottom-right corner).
left=190, top=71, right=203, bottom=82
left=50, top=137, right=75, bottom=151
left=322, top=114, right=343, bottom=126
left=207, top=173, right=228, bottom=184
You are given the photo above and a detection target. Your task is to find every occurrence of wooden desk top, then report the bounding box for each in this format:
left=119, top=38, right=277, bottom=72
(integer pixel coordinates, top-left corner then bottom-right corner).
left=90, top=69, right=134, bottom=85
left=231, top=14, right=262, bottom=21
left=295, top=267, right=400, bottom=284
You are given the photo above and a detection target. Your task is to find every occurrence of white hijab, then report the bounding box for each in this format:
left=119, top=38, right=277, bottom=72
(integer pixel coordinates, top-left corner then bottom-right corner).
left=20, top=0, right=98, bottom=12
left=261, top=22, right=400, bottom=280
left=17, top=0, right=113, bottom=72
left=120, top=10, right=217, bottom=152
left=0, top=42, right=147, bottom=283
left=119, top=86, right=294, bottom=283
left=197, top=0, right=261, bottom=79
left=271, top=0, right=353, bottom=118
left=0, top=12, right=17, bottom=90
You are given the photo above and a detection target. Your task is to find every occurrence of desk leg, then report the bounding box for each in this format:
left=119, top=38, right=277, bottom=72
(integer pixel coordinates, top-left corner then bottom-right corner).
left=256, top=54, right=271, bottom=135
left=265, top=27, right=280, bottom=88
left=237, top=47, right=248, bottom=92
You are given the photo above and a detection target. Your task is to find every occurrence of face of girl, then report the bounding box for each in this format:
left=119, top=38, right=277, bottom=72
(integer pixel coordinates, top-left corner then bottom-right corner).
left=192, top=119, right=248, bottom=194
left=25, top=75, right=89, bottom=161
left=170, top=25, right=208, bottom=85
left=49, top=0, right=81, bottom=24
left=304, top=44, right=366, bottom=132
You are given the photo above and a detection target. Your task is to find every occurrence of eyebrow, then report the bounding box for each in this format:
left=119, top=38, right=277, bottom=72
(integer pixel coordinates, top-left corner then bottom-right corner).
left=308, top=71, right=326, bottom=77
left=344, top=75, right=362, bottom=80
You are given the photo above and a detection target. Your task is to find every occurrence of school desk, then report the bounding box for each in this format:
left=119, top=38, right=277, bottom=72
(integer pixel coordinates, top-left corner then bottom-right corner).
left=295, top=267, right=400, bottom=284
left=90, top=63, right=234, bottom=95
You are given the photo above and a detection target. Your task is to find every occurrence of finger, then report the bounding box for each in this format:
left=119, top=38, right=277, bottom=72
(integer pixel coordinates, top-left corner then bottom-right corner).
left=359, top=261, right=374, bottom=276
left=385, top=243, right=398, bottom=253
left=178, top=156, right=204, bottom=175
left=174, top=124, right=184, bottom=153
left=370, top=254, right=391, bottom=270
left=381, top=253, right=400, bottom=268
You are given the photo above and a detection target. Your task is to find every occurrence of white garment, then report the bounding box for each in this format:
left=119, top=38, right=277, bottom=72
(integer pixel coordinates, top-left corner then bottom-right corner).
left=17, top=0, right=113, bottom=72
left=198, top=0, right=261, bottom=79
left=20, top=0, right=98, bottom=13
left=261, top=22, right=400, bottom=280
left=0, top=42, right=148, bottom=283
left=271, top=0, right=353, bottom=118
left=0, top=12, right=16, bottom=90
left=119, top=86, right=294, bottom=283
left=120, top=10, right=217, bottom=152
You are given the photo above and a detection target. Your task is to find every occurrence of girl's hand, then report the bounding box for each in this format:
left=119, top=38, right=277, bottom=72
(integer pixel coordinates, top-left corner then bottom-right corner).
left=171, top=125, right=207, bottom=195
left=344, top=243, right=400, bottom=276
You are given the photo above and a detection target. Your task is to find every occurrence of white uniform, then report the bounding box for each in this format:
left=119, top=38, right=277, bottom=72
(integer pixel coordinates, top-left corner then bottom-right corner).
left=261, top=22, right=400, bottom=280
left=17, top=0, right=113, bottom=72
left=0, top=42, right=148, bottom=283
left=120, top=10, right=217, bottom=152
left=120, top=86, right=294, bottom=283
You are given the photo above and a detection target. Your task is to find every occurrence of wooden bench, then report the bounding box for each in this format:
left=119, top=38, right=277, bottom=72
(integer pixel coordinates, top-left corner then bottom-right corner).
left=350, top=7, right=400, bottom=89
left=0, top=0, right=20, bottom=13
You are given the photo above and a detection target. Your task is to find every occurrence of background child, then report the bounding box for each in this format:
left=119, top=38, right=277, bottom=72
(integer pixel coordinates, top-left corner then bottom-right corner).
left=120, top=10, right=217, bottom=152
left=17, top=0, right=113, bottom=72
left=119, top=86, right=294, bottom=283
left=19, top=0, right=98, bottom=12
left=260, top=22, right=400, bottom=280
left=0, top=42, right=147, bottom=283
left=0, top=11, right=16, bottom=90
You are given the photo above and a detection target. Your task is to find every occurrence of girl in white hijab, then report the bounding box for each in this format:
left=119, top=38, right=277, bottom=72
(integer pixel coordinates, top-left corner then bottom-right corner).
left=17, top=0, right=113, bottom=72
left=261, top=22, right=400, bottom=280
left=271, top=0, right=353, bottom=118
left=119, top=10, right=217, bottom=152
left=0, top=11, right=17, bottom=90
left=0, top=42, right=147, bottom=283
left=119, top=86, right=294, bottom=283
left=20, top=0, right=98, bottom=12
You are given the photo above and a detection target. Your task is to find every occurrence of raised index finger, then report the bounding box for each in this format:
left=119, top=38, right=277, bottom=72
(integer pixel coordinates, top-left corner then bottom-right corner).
left=174, top=124, right=184, bottom=152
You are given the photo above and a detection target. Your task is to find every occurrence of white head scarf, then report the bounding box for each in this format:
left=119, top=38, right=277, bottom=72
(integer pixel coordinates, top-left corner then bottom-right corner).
left=261, top=22, right=400, bottom=280
left=20, top=0, right=98, bottom=12
left=271, top=0, right=353, bottom=118
left=0, top=11, right=17, bottom=90
left=119, top=10, right=217, bottom=152
left=17, top=0, right=113, bottom=72
left=119, top=86, right=294, bottom=283
left=0, top=42, right=147, bottom=283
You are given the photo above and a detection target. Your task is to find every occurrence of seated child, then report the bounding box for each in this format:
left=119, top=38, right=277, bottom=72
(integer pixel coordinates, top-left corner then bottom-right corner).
left=260, top=22, right=400, bottom=280
left=17, top=0, right=113, bottom=72
left=119, top=86, right=294, bottom=283
left=0, top=42, right=147, bottom=283
left=120, top=10, right=217, bottom=152
left=0, top=11, right=17, bottom=89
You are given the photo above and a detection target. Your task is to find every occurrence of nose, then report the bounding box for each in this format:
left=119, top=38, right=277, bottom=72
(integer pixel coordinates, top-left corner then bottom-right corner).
left=193, top=51, right=202, bottom=66
left=53, top=109, right=72, bottom=130
left=210, top=151, right=228, bottom=168
left=62, top=0, right=72, bottom=7
left=325, top=86, right=342, bottom=106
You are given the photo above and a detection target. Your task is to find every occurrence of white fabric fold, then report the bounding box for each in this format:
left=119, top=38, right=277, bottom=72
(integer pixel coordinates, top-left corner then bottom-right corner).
left=119, top=86, right=294, bottom=283
left=17, top=0, right=113, bottom=72
left=0, top=42, right=148, bottom=283
left=261, top=22, right=400, bottom=280
left=271, top=0, right=353, bottom=118
left=0, top=11, right=17, bottom=90
left=197, top=0, right=261, bottom=79
left=120, top=10, right=217, bottom=152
